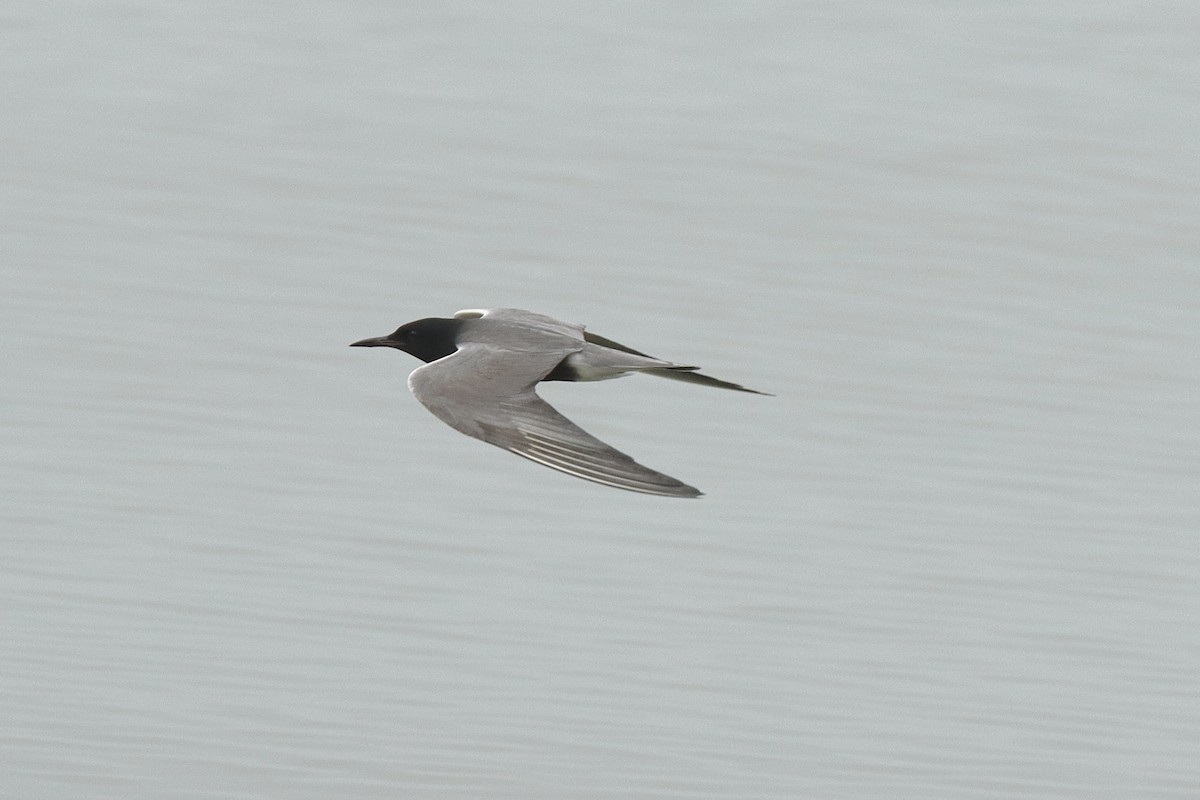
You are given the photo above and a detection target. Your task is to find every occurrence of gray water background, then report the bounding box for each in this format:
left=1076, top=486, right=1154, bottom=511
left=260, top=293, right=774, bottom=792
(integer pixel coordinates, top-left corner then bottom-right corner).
left=3, top=2, right=1198, bottom=798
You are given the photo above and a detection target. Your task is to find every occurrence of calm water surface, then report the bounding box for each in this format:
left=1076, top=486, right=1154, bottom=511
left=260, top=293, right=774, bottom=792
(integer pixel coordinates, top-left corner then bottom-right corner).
left=3, top=2, right=1198, bottom=798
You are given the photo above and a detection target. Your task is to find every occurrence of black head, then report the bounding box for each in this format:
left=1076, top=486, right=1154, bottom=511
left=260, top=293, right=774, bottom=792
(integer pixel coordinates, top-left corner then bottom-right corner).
left=349, top=317, right=464, bottom=363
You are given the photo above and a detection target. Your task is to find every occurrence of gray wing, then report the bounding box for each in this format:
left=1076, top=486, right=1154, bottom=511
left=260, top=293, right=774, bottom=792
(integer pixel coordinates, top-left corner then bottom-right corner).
left=583, top=331, right=772, bottom=395
left=454, top=308, right=586, bottom=343
left=409, top=344, right=702, bottom=498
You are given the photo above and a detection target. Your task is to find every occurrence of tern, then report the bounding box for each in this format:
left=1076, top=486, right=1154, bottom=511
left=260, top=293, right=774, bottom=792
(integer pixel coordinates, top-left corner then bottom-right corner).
left=351, top=308, right=768, bottom=497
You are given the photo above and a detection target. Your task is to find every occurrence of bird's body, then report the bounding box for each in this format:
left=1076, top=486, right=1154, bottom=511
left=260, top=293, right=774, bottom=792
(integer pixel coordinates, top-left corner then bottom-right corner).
left=351, top=308, right=767, bottom=497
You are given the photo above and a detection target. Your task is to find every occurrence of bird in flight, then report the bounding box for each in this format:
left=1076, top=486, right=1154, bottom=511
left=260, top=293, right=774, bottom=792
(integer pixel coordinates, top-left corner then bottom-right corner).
left=351, top=308, right=769, bottom=497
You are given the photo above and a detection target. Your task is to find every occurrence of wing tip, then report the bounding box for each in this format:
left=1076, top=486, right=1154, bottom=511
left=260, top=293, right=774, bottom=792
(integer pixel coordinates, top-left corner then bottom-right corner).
left=505, top=444, right=704, bottom=498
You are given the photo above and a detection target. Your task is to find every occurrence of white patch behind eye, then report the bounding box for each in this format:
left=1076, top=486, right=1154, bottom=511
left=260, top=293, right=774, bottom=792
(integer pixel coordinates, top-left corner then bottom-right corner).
left=453, top=309, right=487, bottom=319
